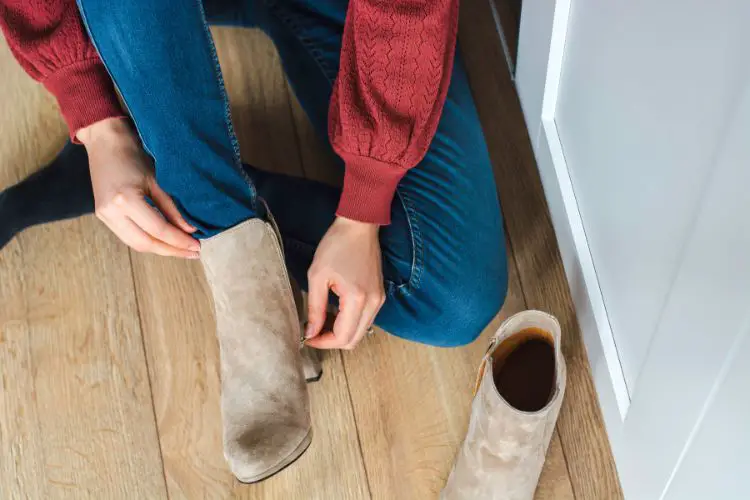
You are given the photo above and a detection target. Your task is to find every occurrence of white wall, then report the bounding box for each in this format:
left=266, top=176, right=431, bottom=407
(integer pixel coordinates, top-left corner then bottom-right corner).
left=516, top=0, right=750, bottom=497
left=554, top=0, right=750, bottom=393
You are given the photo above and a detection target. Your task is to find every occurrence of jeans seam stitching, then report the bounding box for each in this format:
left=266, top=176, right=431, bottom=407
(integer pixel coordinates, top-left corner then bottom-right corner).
left=75, top=0, right=152, bottom=157
left=267, top=3, right=338, bottom=85
left=395, top=189, right=424, bottom=294
left=77, top=0, right=258, bottom=215
left=195, top=0, right=259, bottom=211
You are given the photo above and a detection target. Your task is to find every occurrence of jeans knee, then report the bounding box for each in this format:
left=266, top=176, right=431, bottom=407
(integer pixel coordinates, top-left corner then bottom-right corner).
left=385, top=265, right=509, bottom=348
left=440, top=276, right=508, bottom=347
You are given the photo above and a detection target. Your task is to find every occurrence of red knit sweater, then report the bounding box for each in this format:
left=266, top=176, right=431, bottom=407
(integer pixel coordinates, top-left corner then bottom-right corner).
left=0, top=0, right=458, bottom=225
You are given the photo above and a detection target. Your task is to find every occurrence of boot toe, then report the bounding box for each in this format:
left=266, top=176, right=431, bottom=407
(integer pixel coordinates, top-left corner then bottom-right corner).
left=227, top=428, right=313, bottom=483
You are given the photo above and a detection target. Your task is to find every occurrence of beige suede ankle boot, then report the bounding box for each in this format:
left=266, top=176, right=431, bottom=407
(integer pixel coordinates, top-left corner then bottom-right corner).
left=201, top=219, right=311, bottom=483
left=442, top=310, right=566, bottom=500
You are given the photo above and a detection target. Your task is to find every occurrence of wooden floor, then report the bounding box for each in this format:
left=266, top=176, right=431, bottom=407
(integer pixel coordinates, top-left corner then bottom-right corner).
left=0, top=1, right=622, bottom=498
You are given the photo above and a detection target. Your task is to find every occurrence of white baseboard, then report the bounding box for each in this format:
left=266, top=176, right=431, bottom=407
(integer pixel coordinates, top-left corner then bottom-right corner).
left=514, top=0, right=629, bottom=448
left=536, top=116, right=630, bottom=428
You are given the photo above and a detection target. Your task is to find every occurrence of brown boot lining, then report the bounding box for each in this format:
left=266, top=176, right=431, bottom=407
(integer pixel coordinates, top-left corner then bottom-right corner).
left=491, top=327, right=556, bottom=412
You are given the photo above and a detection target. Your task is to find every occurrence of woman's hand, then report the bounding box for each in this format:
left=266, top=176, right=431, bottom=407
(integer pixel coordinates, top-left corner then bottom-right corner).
left=78, top=118, right=200, bottom=258
left=304, top=217, right=386, bottom=350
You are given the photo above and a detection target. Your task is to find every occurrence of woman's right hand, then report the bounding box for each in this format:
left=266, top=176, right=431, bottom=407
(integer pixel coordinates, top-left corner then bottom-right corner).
left=77, top=118, right=200, bottom=258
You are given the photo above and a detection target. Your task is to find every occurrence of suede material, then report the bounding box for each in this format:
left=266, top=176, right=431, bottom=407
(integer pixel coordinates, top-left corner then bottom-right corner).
left=441, top=311, right=567, bottom=500
left=201, top=219, right=311, bottom=483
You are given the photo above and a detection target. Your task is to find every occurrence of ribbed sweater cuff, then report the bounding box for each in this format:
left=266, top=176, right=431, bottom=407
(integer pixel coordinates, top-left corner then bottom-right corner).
left=43, top=59, right=125, bottom=142
left=336, top=153, right=408, bottom=225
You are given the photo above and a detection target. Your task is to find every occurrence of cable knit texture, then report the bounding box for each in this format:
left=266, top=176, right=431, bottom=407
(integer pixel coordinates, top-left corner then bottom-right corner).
left=1, top=0, right=458, bottom=223
left=330, top=0, right=459, bottom=224
left=0, top=0, right=123, bottom=138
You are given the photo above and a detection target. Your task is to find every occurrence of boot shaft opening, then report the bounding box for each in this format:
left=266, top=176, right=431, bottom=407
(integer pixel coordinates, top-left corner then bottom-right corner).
left=491, top=327, right=556, bottom=412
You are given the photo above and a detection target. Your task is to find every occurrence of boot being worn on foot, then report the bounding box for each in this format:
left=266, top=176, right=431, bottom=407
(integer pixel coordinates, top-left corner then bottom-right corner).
left=442, top=310, right=567, bottom=500
left=201, top=218, right=311, bottom=483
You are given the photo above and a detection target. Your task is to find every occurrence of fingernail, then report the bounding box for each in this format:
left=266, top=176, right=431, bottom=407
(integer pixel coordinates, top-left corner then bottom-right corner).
left=304, top=322, right=315, bottom=338
left=190, top=243, right=201, bottom=252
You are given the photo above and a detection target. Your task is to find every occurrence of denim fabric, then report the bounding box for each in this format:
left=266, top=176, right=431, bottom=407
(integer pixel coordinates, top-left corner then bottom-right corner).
left=76, top=0, right=508, bottom=347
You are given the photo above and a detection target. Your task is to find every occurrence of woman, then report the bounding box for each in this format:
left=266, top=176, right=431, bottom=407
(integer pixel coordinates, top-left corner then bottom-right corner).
left=0, top=0, right=508, bottom=481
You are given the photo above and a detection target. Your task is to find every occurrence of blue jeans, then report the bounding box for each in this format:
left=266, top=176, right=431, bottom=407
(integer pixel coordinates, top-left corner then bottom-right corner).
left=76, top=0, right=508, bottom=347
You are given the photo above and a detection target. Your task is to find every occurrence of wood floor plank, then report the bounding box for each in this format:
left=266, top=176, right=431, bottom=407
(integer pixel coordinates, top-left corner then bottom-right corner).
left=130, top=27, right=369, bottom=499
left=458, top=1, right=623, bottom=498
left=0, top=40, right=168, bottom=499
left=284, top=84, right=342, bottom=187
left=537, top=434, right=576, bottom=500
left=214, top=28, right=305, bottom=177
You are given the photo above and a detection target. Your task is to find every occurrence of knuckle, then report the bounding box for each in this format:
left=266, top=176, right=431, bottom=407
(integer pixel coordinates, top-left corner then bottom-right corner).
left=350, top=290, right=366, bottom=304
left=112, top=192, right=129, bottom=207
left=369, top=292, right=385, bottom=307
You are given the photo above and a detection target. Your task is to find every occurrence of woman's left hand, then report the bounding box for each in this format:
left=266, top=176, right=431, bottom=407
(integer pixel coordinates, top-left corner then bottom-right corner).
left=304, top=217, right=386, bottom=350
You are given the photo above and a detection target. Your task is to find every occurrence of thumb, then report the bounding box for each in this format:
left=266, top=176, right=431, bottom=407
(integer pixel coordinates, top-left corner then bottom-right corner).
left=306, top=271, right=330, bottom=339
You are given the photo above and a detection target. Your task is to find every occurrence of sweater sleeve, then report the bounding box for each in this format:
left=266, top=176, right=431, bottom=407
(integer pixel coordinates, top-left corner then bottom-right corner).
left=0, top=0, right=124, bottom=138
left=329, top=0, right=459, bottom=225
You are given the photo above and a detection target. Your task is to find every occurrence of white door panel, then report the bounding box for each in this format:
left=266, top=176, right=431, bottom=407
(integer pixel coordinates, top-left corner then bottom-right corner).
left=517, top=0, right=750, bottom=497
left=555, top=0, right=750, bottom=392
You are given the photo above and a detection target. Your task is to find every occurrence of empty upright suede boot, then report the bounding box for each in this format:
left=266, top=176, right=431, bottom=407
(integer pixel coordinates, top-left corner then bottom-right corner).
left=442, top=310, right=567, bottom=500
left=201, top=218, right=311, bottom=483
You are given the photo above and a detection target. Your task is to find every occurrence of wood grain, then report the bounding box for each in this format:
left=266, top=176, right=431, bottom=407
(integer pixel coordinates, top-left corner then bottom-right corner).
left=213, top=27, right=304, bottom=177
left=0, top=40, right=167, bottom=499
left=458, top=0, right=624, bottom=498
left=284, top=83, right=342, bottom=187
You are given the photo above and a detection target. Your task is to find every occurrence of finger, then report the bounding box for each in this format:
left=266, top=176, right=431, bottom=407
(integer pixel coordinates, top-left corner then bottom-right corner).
left=304, top=331, right=342, bottom=350
left=346, top=296, right=382, bottom=349
left=126, top=197, right=200, bottom=252
left=107, top=216, right=200, bottom=259
left=310, top=286, right=365, bottom=350
left=305, top=269, right=330, bottom=339
left=149, top=181, right=198, bottom=233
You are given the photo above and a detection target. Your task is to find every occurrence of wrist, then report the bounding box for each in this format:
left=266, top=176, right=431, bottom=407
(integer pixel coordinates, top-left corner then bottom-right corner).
left=334, top=216, right=380, bottom=236
left=77, top=117, right=135, bottom=147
